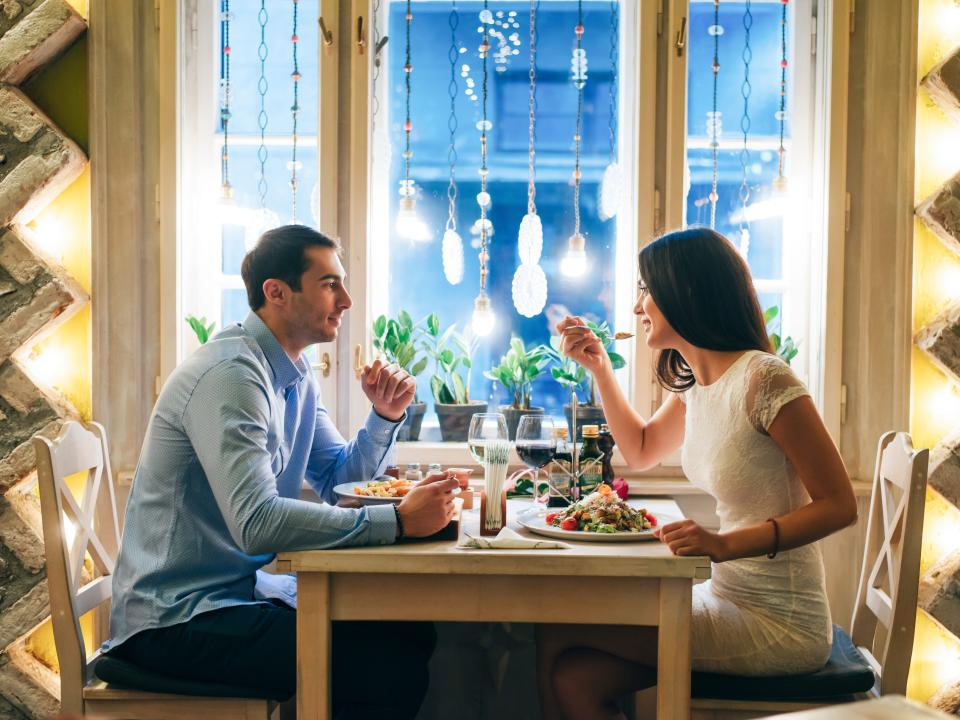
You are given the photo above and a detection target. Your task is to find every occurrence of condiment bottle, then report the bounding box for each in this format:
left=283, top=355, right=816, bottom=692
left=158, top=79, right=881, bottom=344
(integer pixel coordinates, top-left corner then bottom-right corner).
left=404, top=463, right=422, bottom=483
left=547, top=426, right=574, bottom=508
left=577, top=425, right=603, bottom=498
left=598, top=424, right=616, bottom=487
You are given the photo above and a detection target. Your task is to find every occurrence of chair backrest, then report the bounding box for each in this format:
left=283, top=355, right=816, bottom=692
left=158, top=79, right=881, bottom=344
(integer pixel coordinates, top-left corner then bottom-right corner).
left=850, top=431, right=928, bottom=697
left=33, top=421, right=121, bottom=713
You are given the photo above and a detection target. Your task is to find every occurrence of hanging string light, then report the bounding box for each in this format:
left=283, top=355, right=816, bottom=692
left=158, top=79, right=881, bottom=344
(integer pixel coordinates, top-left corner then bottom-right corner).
left=598, top=0, right=620, bottom=221
left=737, top=0, right=753, bottom=257
left=219, top=0, right=233, bottom=202
left=256, top=0, right=269, bottom=209
left=773, top=0, right=789, bottom=194
left=512, top=0, right=547, bottom=317
left=707, top=0, right=721, bottom=230
left=561, top=0, right=588, bottom=278
left=471, top=0, right=496, bottom=337
left=442, top=1, right=464, bottom=285
left=289, top=0, right=301, bottom=223
left=396, top=0, right=431, bottom=242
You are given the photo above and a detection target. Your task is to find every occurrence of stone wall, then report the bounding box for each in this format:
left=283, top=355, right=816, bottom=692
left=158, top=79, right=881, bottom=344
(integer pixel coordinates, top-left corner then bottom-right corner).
left=0, top=1, right=86, bottom=717
left=917, top=44, right=960, bottom=716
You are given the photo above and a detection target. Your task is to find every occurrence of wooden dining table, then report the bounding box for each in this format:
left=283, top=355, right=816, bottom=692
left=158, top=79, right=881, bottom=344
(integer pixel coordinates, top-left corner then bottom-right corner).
left=277, top=497, right=710, bottom=720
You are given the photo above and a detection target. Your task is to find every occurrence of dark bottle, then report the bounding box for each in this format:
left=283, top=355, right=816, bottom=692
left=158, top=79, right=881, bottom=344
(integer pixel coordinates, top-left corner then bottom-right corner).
left=577, top=425, right=604, bottom=497
left=547, top=427, right=574, bottom=507
left=598, top=424, right=616, bottom=487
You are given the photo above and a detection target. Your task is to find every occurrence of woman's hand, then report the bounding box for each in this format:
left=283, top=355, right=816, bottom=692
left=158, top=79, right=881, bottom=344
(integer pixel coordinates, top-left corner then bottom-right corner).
left=555, top=316, right=609, bottom=375
left=654, top=518, right=730, bottom=563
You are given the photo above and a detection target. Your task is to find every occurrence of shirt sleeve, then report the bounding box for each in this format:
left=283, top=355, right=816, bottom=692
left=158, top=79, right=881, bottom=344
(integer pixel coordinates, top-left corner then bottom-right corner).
left=304, top=400, right=404, bottom=504
left=744, top=353, right=811, bottom=434
left=181, top=358, right=397, bottom=554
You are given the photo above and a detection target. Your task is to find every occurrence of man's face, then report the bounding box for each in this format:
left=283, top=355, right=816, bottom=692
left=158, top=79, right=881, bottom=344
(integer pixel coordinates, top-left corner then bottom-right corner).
left=287, top=246, right=353, bottom=344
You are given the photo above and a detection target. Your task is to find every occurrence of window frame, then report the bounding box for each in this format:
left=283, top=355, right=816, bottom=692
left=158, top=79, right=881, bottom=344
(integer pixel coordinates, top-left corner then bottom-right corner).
left=166, top=0, right=851, bottom=475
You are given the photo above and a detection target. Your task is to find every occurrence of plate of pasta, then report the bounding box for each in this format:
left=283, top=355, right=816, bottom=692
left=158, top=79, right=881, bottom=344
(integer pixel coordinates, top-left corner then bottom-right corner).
left=333, top=477, right=413, bottom=505
left=517, top=485, right=673, bottom=542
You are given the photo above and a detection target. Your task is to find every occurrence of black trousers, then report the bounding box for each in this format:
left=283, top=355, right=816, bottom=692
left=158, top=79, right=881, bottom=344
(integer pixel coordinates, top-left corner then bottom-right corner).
left=109, top=602, right=436, bottom=720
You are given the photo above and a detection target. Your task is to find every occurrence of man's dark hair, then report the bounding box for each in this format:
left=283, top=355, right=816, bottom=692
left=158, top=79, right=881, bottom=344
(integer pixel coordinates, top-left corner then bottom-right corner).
left=639, top=227, right=772, bottom=392
left=241, top=225, right=341, bottom=310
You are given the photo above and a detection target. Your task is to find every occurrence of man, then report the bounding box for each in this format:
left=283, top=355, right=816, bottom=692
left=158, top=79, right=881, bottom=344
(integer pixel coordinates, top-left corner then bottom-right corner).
left=103, top=225, right=456, bottom=718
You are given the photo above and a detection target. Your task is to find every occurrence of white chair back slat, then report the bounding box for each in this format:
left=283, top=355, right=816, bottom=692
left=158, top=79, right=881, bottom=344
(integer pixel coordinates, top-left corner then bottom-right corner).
left=851, top=431, right=928, bottom=697
left=33, top=421, right=121, bottom=716
left=75, top=575, right=113, bottom=618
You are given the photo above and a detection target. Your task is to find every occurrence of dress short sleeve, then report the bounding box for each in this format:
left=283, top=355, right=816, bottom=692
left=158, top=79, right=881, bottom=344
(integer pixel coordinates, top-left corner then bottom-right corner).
left=744, top=353, right=810, bottom=434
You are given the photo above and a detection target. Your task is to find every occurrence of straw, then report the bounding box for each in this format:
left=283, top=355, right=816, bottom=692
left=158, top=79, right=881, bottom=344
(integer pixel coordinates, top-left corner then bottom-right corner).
left=484, top=439, right=511, bottom=532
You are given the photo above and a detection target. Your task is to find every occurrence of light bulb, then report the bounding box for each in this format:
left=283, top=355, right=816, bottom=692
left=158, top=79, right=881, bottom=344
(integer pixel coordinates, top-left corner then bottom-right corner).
left=442, top=228, right=464, bottom=285
left=561, top=233, right=588, bottom=278
left=598, top=162, right=621, bottom=221
left=396, top=197, right=432, bottom=243
left=471, top=292, right=496, bottom=336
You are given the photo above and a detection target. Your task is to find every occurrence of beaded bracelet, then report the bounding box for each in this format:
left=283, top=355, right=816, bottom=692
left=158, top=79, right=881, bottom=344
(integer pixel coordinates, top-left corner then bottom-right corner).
left=394, top=504, right=405, bottom=540
left=766, top=517, right=780, bottom=559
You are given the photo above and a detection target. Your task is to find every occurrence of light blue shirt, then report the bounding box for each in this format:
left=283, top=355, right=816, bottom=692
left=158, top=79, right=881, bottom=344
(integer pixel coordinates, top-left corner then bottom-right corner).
left=107, top=312, right=400, bottom=649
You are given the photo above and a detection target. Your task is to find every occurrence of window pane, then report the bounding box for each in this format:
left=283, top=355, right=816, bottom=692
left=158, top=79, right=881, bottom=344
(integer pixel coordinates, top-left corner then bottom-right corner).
left=222, top=223, right=246, bottom=275
left=379, top=1, right=624, bottom=423
left=685, top=1, right=794, bottom=316
left=221, top=288, right=249, bottom=328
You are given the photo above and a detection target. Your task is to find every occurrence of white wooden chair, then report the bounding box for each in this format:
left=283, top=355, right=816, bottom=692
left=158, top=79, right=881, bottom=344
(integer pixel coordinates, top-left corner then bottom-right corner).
left=684, top=431, right=929, bottom=720
left=34, top=421, right=275, bottom=720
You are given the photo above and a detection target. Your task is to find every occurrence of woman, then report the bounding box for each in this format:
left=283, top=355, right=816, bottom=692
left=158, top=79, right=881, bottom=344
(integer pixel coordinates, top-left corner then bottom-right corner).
left=537, top=228, right=857, bottom=720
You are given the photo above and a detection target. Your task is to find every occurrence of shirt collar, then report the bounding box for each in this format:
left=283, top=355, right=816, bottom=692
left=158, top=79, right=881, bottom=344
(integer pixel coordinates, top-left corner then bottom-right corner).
left=243, top=311, right=307, bottom=392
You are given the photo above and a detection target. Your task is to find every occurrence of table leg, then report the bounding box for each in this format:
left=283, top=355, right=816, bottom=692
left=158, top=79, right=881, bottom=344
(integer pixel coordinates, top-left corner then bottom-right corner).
left=297, top=572, right=331, bottom=720
left=657, top=577, right=692, bottom=720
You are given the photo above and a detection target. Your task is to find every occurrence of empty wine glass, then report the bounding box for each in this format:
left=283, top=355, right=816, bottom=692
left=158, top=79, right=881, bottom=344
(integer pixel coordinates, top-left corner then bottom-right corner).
left=467, top=413, right=508, bottom=465
left=516, top=415, right=556, bottom=505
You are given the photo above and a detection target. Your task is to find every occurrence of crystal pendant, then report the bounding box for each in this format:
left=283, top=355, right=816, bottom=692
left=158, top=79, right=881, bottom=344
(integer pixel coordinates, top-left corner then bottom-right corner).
left=442, top=229, right=464, bottom=285
left=512, top=263, right=548, bottom=318
left=598, top=162, right=621, bottom=221
left=517, top=213, right=543, bottom=265
left=571, top=48, right=588, bottom=87
left=476, top=191, right=491, bottom=209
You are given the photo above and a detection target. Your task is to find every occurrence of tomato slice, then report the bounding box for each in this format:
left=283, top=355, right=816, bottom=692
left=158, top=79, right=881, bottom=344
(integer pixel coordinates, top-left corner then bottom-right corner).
left=545, top=512, right=559, bottom=525
left=646, top=512, right=657, bottom=527
left=560, top=517, right=579, bottom=531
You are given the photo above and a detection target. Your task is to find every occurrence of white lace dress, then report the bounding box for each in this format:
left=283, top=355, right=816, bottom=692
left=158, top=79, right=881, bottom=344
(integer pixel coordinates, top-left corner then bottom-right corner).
left=680, top=350, right=832, bottom=675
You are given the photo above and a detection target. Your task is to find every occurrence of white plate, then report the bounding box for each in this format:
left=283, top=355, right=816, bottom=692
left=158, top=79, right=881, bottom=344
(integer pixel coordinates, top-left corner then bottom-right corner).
left=516, top=504, right=678, bottom=543
left=332, top=479, right=406, bottom=506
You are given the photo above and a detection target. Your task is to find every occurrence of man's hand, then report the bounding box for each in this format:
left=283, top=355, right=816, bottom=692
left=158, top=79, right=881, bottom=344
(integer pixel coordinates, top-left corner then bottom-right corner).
left=654, top=518, right=730, bottom=563
left=397, top=471, right=459, bottom=538
left=360, top=359, right=416, bottom=422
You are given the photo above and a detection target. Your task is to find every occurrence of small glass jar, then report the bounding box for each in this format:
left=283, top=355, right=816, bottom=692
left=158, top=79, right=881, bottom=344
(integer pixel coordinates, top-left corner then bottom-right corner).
left=405, top=463, right=422, bottom=483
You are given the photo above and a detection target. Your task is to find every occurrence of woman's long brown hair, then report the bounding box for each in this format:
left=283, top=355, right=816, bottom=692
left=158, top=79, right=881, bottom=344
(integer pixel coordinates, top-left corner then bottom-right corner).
left=638, top=227, right=772, bottom=392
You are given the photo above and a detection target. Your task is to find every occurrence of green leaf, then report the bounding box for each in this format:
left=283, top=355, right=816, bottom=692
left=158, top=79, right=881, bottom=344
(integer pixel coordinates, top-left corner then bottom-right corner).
left=462, top=358, right=472, bottom=370
left=398, top=309, right=413, bottom=331
left=411, top=357, right=428, bottom=377
left=771, top=333, right=781, bottom=351
left=451, top=373, right=467, bottom=404
left=372, top=315, right=387, bottom=339
left=764, top=305, right=779, bottom=324
left=509, top=336, right=525, bottom=358
left=427, top=313, right=440, bottom=336
left=440, top=348, right=455, bottom=367
left=608, top=352, right=626, bottom=370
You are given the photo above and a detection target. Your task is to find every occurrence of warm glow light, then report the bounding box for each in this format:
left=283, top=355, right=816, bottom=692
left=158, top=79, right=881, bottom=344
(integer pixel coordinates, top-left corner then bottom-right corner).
left=471, top=293, right=496, bottom=336
left=934, top=261, right=960, bottom=302
left=921, top=488, right=960, bottom=575
left=930, top=384, right=960, bottom=429
left=28, top=212, right=71, bottom=265
left=908, top=608, right=960, bottom=701
left=915, top=99, right=960, bottom=202
left=911, top=349, right=960, bottom=451
left=18, top=307, right=92, bottom=418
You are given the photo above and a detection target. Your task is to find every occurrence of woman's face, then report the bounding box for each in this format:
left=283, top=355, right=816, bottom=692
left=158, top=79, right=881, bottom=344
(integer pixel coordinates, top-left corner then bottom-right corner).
left=634, top=277, right=682, bottom=350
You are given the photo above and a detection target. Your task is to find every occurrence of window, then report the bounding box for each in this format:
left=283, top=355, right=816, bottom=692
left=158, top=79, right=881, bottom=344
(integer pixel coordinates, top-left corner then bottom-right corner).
left=175, top=0, right=834, bottom=467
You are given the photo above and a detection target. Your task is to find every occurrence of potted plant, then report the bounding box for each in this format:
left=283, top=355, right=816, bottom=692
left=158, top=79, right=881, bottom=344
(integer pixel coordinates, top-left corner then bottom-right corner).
left=419, top=313, right=486, bottom=441
left=371, top=309, right=430, bottom=441
left=185, top=315, right=216, bottom=345
left=548, top=320, right=626, bottom=440
left=484, top=336, right=551, bottom=440
left=764, top=306, right=800, bottom=364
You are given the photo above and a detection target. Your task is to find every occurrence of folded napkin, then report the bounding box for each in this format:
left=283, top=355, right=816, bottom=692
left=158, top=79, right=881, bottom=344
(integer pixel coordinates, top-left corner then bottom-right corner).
left=458, top=526, right=571, bottom=550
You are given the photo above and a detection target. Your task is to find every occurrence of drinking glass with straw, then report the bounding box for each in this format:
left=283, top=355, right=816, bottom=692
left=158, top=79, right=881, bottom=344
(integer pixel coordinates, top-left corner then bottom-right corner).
left=481, top=439, right=511, bottom=536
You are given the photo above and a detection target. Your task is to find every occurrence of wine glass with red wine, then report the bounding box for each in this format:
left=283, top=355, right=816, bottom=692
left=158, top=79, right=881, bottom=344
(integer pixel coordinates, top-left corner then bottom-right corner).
left=515, top=415, right=556, bottom=505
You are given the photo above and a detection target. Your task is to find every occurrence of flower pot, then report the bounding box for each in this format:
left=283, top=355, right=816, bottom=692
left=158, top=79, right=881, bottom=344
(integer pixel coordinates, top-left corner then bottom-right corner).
left=563, top=403, right=606, bottom=441
left=435, top=401, right=488, bottom=442
left=397, top=401, right=427, bottom=441
left=500, top=405, right=545, bottom=441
